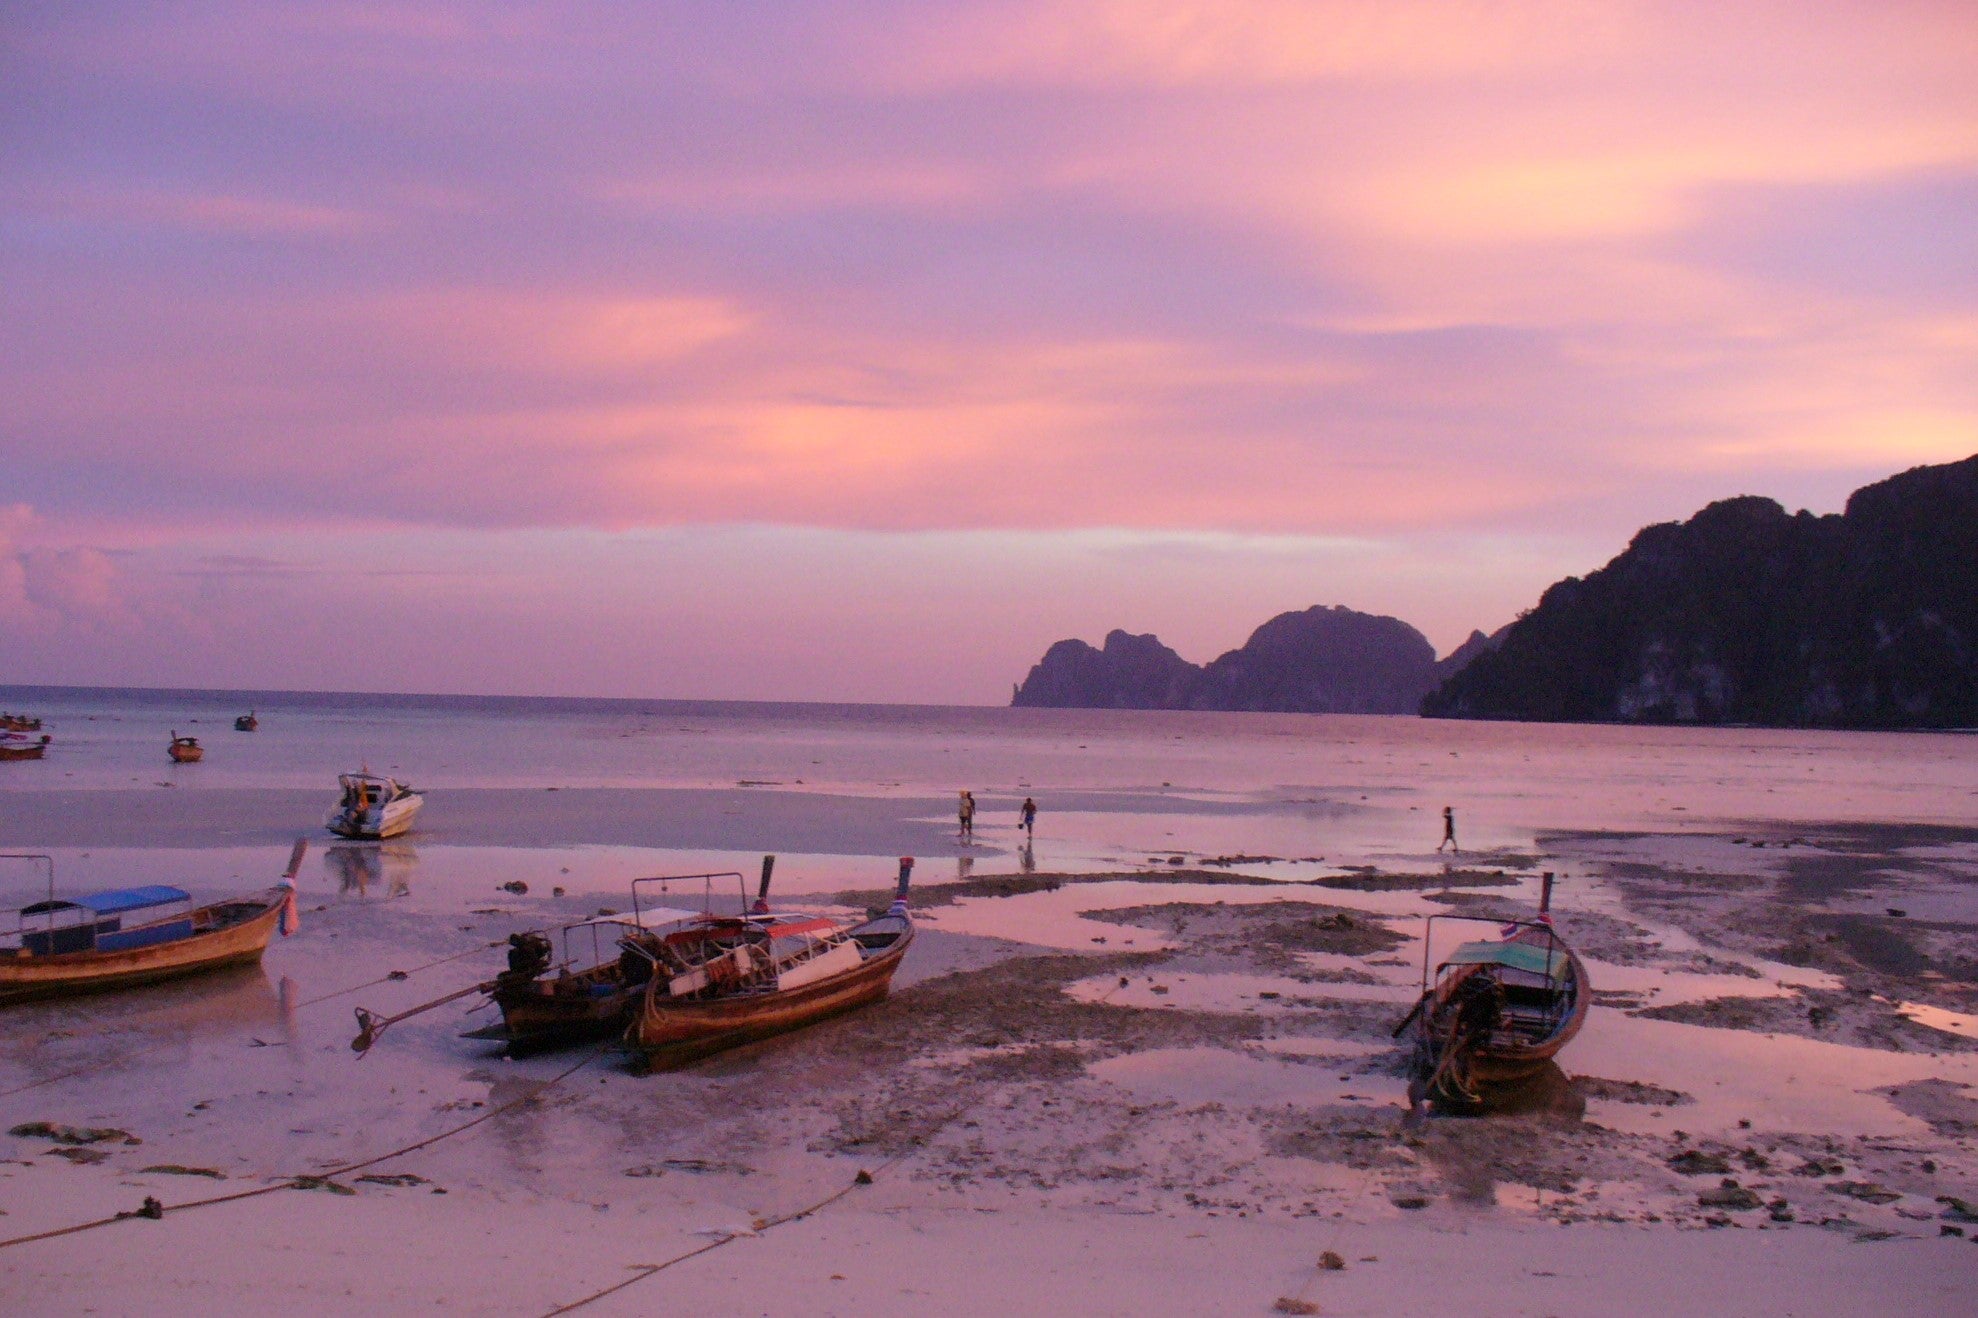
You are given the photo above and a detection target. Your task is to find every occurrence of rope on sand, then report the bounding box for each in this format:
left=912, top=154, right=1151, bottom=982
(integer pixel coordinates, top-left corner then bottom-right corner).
left=542, top=1122, right=944, bottom=1315
left=542, top=1172, right=877, bottom=1315
left=0, top=1044, right=608, bottom=1252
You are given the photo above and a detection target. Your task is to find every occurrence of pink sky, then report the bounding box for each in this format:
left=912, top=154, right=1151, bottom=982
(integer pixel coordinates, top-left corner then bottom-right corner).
left=3, top=2, right=1974, bottom=702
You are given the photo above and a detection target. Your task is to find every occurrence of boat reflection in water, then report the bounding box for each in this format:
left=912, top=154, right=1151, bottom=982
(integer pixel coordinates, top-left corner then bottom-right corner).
left=324, top=842, right=418, bottom=900
left=4, top=964, right=293, bottom=1085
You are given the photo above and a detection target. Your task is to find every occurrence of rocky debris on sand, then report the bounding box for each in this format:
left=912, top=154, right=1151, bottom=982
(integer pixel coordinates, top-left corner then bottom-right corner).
left=141, top=1164, right=226, bottom=1179
left=1668, top=1150, right=1731, bottom=1175
left=10, top=1121, right=140, bottom=1145
left=625, top=1158, right=753, bottom=1178
left=1576, top=1077, right=1694, bottom=1107
left=45, top=1147, right=110, bottom=1165
left=1939, top=1196, right=1978, bottom=1222
left=1795, top=1157, right=1846, bottom=1177
left=1697, top=1181, right=1762, bottom=1210
left=289, top=1175, right=356, bottom=1196
left=1831, top=1181, right=1902, bottom=1205
left=500, top=880, right=528, bottom=894
left=1272, top=1299, right=1321, bottom=1315
left=355, top=1173, right=428, bottom=1187
left=1318, top=1251, right=1345, bottom=1270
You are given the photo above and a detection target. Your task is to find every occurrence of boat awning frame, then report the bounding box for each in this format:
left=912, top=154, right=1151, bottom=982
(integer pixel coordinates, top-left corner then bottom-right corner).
left=1440, top=939, right=1569, bottom=981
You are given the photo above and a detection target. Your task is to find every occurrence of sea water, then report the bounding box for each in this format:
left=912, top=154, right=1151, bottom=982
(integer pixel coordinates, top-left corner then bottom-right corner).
left=0, top=684, right=1972, bottom=908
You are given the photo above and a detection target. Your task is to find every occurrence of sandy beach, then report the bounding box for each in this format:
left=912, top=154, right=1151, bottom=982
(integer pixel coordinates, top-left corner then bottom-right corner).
left=2, top=705, right=1976, bottom=1315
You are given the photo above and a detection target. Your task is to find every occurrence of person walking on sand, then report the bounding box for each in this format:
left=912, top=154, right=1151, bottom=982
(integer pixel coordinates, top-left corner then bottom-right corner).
left=1019, top=796, right=1037, bottom=839
left=1437, top=805, right=1458, bottom=854
left=958, top=790, right=976, bottom=842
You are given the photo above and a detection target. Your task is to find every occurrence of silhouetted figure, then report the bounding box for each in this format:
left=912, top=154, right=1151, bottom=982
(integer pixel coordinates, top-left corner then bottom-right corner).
left=1019, top=796, right=1037, bottom=838
left=958, top=790, right=976, bottom=842
left=1437, top=806, right=1458, bottom=853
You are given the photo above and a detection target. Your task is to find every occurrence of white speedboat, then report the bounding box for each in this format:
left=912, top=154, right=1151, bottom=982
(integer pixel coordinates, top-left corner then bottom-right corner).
left=326, top=772, right=424, bottom=839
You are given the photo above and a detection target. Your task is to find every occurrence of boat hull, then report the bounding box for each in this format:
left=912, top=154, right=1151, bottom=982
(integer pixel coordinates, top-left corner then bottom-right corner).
left=0, top=892, right=283, bottom=1005
left=485, top=975, right=636, bottom=1055
left=626, top=926, right=912, bottom=1068
left=0, top=744, right=47, bottom=762
left=1413, top=941, right=1590, bottom=1109
left=327, top=796, right=423, bottom=840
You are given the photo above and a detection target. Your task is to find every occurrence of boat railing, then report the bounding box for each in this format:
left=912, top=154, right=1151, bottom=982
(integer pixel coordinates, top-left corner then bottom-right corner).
left=0, top=854, right=59, bottom=944
left=631, top=871, right=748, bottom=924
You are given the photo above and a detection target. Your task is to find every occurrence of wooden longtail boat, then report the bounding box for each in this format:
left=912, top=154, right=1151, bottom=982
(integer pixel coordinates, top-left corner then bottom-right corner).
left=1396, top=874, right=1589, bottom=1112
left=168, top=732, right=203, bottom=763
left=326, top=772, right=422, bottom=839
left=0, top=714, right=43, bottom=732
left=0, top=733, right=51, bottom=761
left=234, top=711, right=258, bottom=731
left=352, top=857, right=777, bottom=1057
left=622, top=858, right=916, bottom=1068
left=0, top=843, right=307, bottom=1005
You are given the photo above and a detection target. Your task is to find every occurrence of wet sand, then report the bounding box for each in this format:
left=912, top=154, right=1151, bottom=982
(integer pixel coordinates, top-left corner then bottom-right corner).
left=2, top=796, right=1976, bottom=1313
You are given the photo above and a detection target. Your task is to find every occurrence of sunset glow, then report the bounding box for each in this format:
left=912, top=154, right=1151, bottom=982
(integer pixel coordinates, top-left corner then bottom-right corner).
left=4, top=2, right=1974, bottom=700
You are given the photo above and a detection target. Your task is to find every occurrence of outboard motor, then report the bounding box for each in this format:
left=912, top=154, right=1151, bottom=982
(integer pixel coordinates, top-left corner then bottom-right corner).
left=505, top=931, right=553, bottom=979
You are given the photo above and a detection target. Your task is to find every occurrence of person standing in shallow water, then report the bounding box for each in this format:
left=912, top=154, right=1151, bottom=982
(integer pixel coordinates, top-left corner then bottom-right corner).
left=1019, top=796, right=1037, bottom=838
left=958, top=790, right=976, bottom=842
left=1437, top=805, right=1458, bottom=853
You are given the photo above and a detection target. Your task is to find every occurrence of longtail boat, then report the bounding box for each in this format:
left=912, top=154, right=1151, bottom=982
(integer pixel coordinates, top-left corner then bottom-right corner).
left=0, top=732, right=51, bottom=761
left=234, top=711, right=258, bottom=731
left=621, top=857, right=915, bottom=1068
left=0, top=714, right=42, bottom=732
left=352, top=857, right=778, bottom=1057
left=168, top=732, right=204, bottom=763
left=326, top=771, right=422, bottom=839
left=0, top=842, right=307, bottom=1005
left=1395, top=873, right=1589, bottom=1112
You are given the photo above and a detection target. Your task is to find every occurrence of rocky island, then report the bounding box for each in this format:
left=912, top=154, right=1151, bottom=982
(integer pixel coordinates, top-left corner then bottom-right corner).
left=1011, top=605, right=1499, bottom=714
left=1424, top=455, right=1978, bottom=728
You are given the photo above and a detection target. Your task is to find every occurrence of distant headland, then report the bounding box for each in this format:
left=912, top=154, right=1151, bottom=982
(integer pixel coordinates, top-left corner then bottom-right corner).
left=1013, top=455, right=1978, bottom=730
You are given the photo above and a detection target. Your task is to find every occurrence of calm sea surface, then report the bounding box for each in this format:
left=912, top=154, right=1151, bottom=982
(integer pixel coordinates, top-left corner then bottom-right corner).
left=3, top=685, right=1970, bottom=835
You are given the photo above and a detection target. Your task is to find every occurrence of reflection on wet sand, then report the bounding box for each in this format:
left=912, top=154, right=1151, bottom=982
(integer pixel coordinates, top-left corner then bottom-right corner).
left=0, top=964, right=288, bottom=1088
left=324, top=841, right=418, bottom=899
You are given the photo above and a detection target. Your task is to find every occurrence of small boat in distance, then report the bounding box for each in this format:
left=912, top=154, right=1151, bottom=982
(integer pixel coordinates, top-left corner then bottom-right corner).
left=0, top=732, right=52, bottom=762
left=0, top=842, right=307, bottom=1005
left=168, top=732, right=204, bottom=763
left=1395, top=873, right=1589, bottom=1112
left=622, top=856, right=916, bottom=1068
left=234, top=711, right=258, bottom=731
left=327, top=772, right=423, bottom=839
left=0, top=714, right=42, bottom=732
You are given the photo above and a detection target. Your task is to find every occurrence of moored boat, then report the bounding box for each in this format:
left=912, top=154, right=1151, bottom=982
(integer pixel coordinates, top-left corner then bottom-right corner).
left=0, top=732, right=51, bottom=761
left=0, top=843, right=307, bottom=1005
left=234, top=711, right=258, bottom=731
left=621, top=857, right=916, bottom=1067
left=0, top=714, right=42, bottom=732
left=352, top=856, right=779, bottom=1056
left=1396, top=873, right=1589, bottom=1112
left=168, top=732, right=203, bottom=763
left=327, top=772, right=423, bottom=839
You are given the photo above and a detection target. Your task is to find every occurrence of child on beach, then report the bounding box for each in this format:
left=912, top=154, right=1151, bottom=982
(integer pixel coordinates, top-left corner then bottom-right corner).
left=1437, top=805, right=1458, bottom=853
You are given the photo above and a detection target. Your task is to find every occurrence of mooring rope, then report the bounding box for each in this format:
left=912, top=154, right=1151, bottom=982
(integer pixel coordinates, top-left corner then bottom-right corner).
left=542, top=1096, right=971, bottom=1316
left=0, top=1044, right=608, bottom=1252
